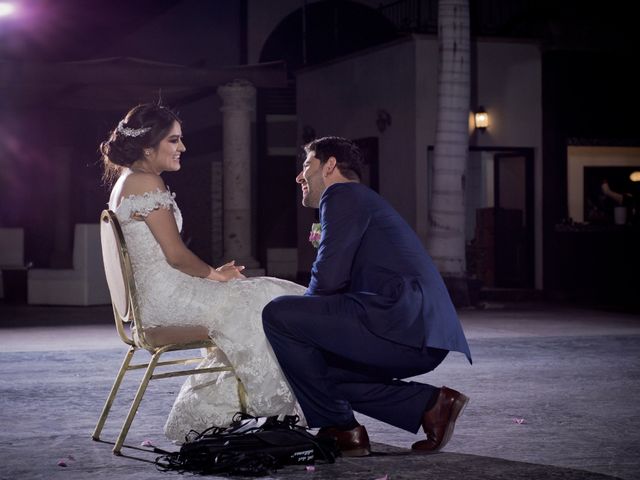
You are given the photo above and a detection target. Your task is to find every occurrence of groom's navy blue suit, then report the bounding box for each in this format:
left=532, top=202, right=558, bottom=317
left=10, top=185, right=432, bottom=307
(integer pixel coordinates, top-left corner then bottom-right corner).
left=263, top=182, right=471, bottom=432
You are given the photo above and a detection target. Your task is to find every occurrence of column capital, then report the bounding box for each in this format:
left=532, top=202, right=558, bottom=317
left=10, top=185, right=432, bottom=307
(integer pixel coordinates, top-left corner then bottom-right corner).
left=217, top=79, right=256, bottom=112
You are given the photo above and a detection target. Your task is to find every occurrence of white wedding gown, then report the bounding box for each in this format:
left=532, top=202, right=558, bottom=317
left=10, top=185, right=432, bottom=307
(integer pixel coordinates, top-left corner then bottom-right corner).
left=111, top=188, right=306, bottom=442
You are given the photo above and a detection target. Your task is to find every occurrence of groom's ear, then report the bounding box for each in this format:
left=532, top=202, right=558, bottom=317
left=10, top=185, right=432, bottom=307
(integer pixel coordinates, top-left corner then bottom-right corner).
left=324, top=156, right=337, bottom=176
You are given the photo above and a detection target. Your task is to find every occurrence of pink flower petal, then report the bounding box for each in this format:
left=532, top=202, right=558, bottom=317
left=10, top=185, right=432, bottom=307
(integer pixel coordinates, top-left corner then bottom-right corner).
left=57, top=460, right=67, bottom=467
left=513, top=418, right=526, bottom=424
left=141, top=439, right=154, bottom=447
left=305, top=465, right=316, bottom=472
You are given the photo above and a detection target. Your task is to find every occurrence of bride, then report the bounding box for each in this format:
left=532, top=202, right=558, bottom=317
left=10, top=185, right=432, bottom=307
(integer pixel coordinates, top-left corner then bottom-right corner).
left=100, top=103, right=306, bottom=441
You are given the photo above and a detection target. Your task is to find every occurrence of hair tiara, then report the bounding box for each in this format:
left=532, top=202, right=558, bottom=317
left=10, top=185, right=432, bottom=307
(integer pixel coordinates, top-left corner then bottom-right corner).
left=117, top=120, right=151, bottom=138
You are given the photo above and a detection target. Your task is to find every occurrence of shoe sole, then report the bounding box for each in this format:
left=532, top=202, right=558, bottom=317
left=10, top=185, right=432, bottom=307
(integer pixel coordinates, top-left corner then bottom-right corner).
left=438, top=393, right=469, bottom=451
left=342, top=447, right=371, bottom=457
left=412, top=393, right=470, bottom=454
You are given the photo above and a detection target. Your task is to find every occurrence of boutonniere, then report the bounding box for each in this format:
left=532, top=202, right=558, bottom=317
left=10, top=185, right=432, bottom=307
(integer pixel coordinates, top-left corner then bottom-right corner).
left=309, top=223, right=322, bottom=248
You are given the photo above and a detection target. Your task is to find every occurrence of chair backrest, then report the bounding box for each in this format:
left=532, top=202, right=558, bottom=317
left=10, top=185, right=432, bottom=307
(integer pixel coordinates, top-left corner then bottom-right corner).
left=100, top=210, right=211, bottom=350
left=100, top=210, right=140, bottom=346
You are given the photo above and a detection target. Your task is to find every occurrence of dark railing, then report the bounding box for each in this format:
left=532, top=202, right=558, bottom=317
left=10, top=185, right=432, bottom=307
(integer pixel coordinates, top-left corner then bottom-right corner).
left=379, top=0, right=438, bottom=34
left=378, top=0, right=540, bottom=38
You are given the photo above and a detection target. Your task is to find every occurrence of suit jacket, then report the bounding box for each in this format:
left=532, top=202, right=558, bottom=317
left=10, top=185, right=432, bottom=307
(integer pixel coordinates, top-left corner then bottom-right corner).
left=307, top=182, right=472, bottom=363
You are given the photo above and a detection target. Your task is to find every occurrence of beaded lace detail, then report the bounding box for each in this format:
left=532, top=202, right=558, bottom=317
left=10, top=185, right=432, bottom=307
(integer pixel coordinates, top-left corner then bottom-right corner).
left=113, top=190, right=306, bottom=441
left=116, top=188, right=177, bottom=224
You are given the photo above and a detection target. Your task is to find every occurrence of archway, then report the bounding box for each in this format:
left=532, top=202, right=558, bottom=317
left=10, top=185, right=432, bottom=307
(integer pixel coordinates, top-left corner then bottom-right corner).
left=259, top=0, right=398, bottom=71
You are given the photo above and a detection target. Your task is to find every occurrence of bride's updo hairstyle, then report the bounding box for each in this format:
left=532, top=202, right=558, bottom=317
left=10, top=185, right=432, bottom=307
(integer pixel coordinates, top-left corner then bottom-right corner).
left=100, top=103, right=181, bottom=184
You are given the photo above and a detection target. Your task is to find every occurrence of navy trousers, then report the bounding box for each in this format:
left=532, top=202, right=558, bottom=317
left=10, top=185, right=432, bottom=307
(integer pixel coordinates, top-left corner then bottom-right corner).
left=262, top=294, right=448, bottom=433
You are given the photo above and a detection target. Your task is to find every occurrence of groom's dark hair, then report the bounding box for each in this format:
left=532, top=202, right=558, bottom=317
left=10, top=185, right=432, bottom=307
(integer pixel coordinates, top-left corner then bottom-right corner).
left=304, top=136, right=363, bottom=181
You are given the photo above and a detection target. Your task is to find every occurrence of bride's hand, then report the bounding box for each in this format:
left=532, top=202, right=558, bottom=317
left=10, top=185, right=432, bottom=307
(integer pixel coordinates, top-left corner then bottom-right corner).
left=219, top=268, right=246, bottom=281
left=206, top=261, right=245, bottom=281
left=217, top=260, right=246, bottom=276
left=216, top=260, right=244, bottom=272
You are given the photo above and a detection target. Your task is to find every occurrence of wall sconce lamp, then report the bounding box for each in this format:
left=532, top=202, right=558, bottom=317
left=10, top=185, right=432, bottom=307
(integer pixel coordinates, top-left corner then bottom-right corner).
left=630, top=171, right=640, bottom=182
left=474, top=106, right=489, bottom=132
left=376, top=109, right=392, bottom=133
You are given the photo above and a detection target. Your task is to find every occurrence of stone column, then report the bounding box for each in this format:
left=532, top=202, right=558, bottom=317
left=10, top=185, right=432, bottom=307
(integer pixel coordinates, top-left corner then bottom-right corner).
left=217, top=79, right=259, bottom=268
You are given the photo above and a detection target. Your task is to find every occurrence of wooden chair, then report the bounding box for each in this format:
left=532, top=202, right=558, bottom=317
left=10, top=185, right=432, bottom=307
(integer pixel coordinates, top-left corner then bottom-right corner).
left=92, top=209, right=245, bottom=455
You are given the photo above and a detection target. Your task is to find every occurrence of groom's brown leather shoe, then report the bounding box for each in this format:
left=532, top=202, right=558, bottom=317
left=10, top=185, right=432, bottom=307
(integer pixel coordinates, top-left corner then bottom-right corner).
left=317, top=425, right=371, bottom=457
left=411, top=386, right=469, bottom=453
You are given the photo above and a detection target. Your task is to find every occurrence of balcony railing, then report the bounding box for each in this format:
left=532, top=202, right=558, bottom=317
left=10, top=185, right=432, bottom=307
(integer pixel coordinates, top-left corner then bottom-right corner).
left=379, top=0, right=438, bottom=34
left=379, top=0, right=540, bottom=38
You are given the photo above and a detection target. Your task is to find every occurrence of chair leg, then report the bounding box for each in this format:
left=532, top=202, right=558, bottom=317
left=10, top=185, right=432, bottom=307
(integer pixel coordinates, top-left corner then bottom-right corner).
left=112, top=350, right=163, bottom=455
left=92, top=347, right=136, bottom=441
left=237, top=378, right=248, bottom=412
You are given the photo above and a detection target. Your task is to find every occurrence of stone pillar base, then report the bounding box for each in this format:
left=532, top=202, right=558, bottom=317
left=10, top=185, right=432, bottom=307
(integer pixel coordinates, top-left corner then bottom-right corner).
left=242, top=267, right=266, bottom=278
left=442, top=275, right=482, bottom=307
left=235, top=256, right=260, bottom=269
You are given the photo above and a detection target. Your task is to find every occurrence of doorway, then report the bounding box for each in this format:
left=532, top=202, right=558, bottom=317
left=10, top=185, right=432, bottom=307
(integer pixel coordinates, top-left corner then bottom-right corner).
left=466, top=148, right=534, bottom=288
left=427, top=146, right=534, bottom=289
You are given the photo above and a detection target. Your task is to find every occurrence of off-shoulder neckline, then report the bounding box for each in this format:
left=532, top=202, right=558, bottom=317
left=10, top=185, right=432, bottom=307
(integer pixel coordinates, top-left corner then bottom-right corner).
left=113, top=187, right=176, bottom=213
left=121, top=187, right=174, bottom=201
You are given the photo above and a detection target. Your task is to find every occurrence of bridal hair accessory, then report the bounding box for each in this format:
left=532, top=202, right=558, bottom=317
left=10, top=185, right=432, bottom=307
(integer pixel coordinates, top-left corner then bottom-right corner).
left=309, top=223, right=322, bottom=248
left=117, top=120, right=151, bottom=138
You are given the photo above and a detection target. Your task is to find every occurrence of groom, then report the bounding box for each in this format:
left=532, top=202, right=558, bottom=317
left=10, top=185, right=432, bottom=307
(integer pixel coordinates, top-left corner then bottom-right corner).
left=262, top=136, right=472, bottom=456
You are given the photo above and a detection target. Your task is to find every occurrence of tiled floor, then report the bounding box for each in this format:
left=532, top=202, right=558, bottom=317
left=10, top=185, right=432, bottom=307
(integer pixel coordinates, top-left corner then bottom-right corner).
left=1, top=301, right=639, bottom=479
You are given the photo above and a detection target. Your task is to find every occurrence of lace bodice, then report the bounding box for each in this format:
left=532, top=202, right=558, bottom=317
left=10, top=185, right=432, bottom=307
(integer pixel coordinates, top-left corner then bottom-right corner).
left=113, top=189, right=210, bottom=326
left=116, top=189, right=182, bottom=281
left=110, top=188, right=306, bottom=441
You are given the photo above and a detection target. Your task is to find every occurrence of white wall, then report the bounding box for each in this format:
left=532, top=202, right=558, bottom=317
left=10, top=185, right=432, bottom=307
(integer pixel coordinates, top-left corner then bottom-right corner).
left=290, top=33, right=545, bottom=287
left=414, top=36, right=543, bottom=288
left=471, top=38, right=543, bottom=288
left=297, top=39, right=417, bottom=213
left=472, top=40, right=542, bottom=148
left=414, top=35, right=438, bottom=244
left=296, top=39, right=417, bottom=271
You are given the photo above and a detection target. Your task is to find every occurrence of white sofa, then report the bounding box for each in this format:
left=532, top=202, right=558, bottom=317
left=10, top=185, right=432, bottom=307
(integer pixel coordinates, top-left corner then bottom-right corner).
left=28, top=224, right=110, bottom=305
left=0, top=228, right=25, bottom=299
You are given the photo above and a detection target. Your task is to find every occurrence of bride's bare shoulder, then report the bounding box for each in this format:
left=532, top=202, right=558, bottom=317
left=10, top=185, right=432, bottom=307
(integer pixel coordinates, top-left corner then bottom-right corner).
left=121, top=172, right=166, bottom=197
left=109, top=172, right=168, bottom=211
